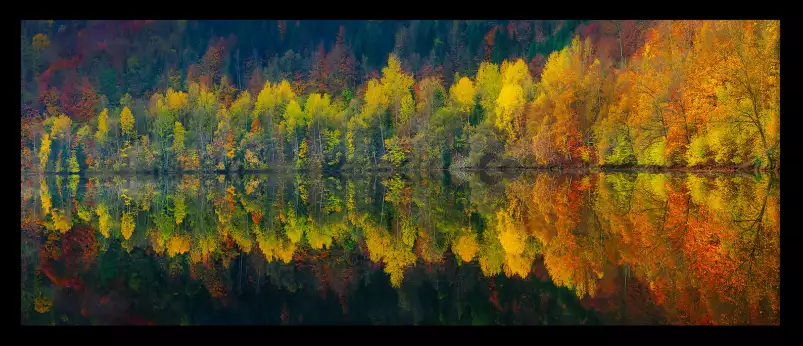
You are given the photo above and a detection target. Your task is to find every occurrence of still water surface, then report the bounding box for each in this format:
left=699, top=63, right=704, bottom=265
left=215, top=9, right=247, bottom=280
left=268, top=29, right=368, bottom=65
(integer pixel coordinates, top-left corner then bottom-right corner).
left=20, top=172, right=779, bottom=325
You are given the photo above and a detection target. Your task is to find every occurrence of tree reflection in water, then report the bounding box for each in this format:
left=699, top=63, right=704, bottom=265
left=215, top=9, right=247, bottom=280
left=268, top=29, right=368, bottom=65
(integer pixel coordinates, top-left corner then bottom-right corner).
left=20, top=172, right=779, bottom=325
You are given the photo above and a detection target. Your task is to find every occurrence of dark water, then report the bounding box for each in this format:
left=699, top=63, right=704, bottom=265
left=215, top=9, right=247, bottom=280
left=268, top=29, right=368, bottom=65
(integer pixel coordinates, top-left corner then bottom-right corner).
left=20, top=172, right=779, bottom=325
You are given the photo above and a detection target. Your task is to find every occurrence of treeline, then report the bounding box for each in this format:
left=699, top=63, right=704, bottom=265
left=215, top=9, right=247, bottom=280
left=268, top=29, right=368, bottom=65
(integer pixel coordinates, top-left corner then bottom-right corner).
left=21, top=20, right=779, bottom=172
left=21, top=20, right=586, bottom=106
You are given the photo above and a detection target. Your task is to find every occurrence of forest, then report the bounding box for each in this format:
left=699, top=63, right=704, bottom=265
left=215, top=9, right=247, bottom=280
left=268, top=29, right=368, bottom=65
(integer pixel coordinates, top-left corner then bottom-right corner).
left=21, top=20, right=779, bottom=172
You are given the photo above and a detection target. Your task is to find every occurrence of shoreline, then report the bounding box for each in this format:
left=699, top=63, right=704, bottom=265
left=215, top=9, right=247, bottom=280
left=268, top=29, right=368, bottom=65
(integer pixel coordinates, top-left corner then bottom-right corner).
left=21, top=165, right=778, bottom=177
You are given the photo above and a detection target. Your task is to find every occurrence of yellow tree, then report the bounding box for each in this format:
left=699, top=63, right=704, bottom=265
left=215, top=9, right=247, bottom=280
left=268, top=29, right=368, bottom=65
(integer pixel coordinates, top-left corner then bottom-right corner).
left=486, top=59, right=534, bottom=163
left=166, top=89, right=189, bottom=114
left=711, top=20, right=780, bottom=170
left=501, top=59, right=533, bottom=99
left=529, top=37, right=598, bottom=165
left=229, top=90, right=252, bottom=139
left=399, top=93, right=415, bottom=136
left=362, top=79, right=388, bottom=120
left=68, top=150, right=80, bottom=173
left=253, top=80, right=296, bottom=164
left=51, top=114, right=72, bottom=140
left=494, top=83, right=526, bottom=141
left=475, top=62, right=502, bottom=124
left=349, top=79, right=388, bottom=164
left=169, top=120, right=184, bottom=172
left=173, top=121, right=186, bottom=159
left=253, top=81, right=278, bottom=133
left=95, top=108, right=110, bottom=146
left=39, top=134, right=51, bottom=171
left=380, top=54, right=415, bottom=126
left=48, top=114, right=73, bottom=172
left=303, top=92, right=339, bottom=167
left=450, top=76, right=477, bottom=118
left=120, top=106, right=135, bottom=140
left=282, top=100, right=307, bottom=166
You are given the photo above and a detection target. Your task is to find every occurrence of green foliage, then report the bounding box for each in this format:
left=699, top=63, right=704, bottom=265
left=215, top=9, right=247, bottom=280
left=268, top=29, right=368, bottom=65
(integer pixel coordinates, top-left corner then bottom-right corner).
left=20, top=20, right=778, bottom=172
left=39, top=134, right=51, bottom=171
left=638, top=139, right=666, bottom=167
left=68, top=150, right=80, bottom=173
left=686, top=135, right=710, bottom=167
left=173, top=121, right=186, bottom=153
left=99, top=68, right=120, bottom=104
left=604, top=132, right=636, bottom=166
left=382, top=137, right=410, bottom=167
left=342, top=89, right=353, bottom=103
left=322, top=128, right=343, bottom=168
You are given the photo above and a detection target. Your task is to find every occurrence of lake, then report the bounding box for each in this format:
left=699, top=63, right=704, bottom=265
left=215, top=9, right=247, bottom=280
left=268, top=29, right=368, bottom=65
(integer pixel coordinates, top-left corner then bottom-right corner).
left=20, top=171, right=780, bottom=325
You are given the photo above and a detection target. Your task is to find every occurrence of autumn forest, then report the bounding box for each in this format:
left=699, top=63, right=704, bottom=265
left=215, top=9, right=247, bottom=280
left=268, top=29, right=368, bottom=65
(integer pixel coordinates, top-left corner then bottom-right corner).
left=21, top=20, right=780, bottom=325
left=21, top=20, right=779, bottom=172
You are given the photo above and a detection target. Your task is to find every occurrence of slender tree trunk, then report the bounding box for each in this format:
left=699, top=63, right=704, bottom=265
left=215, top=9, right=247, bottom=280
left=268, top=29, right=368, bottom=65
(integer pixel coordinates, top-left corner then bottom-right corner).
left=268, top=113, right=275, bottom=165
left=379, top=117, right=386, bottom=158
left=318, top=126, right=324, bottom=168
left=755, top=121, right=771, bottom=169
left=295, top=131, right=299, bottom=167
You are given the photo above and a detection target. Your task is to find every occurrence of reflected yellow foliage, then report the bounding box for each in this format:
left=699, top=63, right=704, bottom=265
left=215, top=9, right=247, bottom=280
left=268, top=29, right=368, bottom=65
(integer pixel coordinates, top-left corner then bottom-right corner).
left=121, top=212, right=135, bottom=240
left=256, top=228, right=297, bottom=264
left=167, top=234, right=191, bottom=257
left=23, top=172, right=780, bottom=325
left=96, top=203, right=111, bottom=238
left=174, top=196, right=186, bottom=225
left=40, top=180, right=52, bottom=216
left=49, top=209, right=71, bottom=233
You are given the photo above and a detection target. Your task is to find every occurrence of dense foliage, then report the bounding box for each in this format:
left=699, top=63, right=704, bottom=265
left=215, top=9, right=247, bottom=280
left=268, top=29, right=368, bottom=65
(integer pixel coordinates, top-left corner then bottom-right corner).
left=21, top=20, right=779, bottom=172
left=22, top=172, right=779, bottom=324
